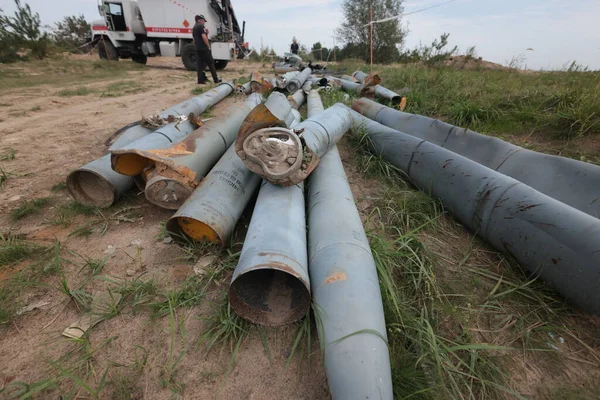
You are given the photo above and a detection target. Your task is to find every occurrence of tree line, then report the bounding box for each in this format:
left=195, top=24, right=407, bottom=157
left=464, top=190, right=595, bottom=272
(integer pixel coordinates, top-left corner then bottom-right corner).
left=1, top=0, right=91, bottom=63
left=1, top=0, right=464, bottom=65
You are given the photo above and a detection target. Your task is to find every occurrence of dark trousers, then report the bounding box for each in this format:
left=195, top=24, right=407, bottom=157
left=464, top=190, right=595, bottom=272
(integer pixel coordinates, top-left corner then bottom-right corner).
left=196, top=48, right=218, bottom=83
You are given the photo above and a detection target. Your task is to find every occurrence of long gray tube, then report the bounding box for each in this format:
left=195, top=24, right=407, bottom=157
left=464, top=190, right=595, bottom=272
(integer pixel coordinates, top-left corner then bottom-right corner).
left=141, top=94, right=263, bottom=209
left=288, top=90, right=306, bottom=109
left=307, top=93, right=393, bottom=398
left=111, top=82, right=235, bottom=177
left=327, top=76, right=362, bottom=94
left=166, top=92, right=296, bottom=245
left=274, top=66, right=297, bottom=74
left=67, top=88, right=232, bottom=208
left=346, top=105, right=600, bottom=314
left=236, top=103, right=352, bottom=186
left=353, top=98, right=600, bottom=219
left=229, top=180, right=309, bottom=326
left=286, top=67, right=312, bottom=93
left=166, top=145, right=261, bottom=245
left=352, top=70, right=368, bottom=83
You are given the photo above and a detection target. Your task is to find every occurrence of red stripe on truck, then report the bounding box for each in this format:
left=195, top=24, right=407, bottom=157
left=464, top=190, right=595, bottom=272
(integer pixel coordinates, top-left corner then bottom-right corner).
left=146, top=27, right=193, bottom=34
left=92, top=25, right=108, bottom=31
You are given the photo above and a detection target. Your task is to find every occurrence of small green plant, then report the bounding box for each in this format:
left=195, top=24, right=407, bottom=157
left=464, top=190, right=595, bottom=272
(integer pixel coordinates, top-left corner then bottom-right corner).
left=49, top=201, right=100, bottom=227
left=11, top=196, right=51, bottom=220
left=58, top=86, right=92, bottom=96
left=51, top=182, right=67, bottom=192
left=148, top=277, right=205, bottom=317
left=0, top=166, right=13, bottom=188
left=100, top=80, right=144, bottom=97
left=199, top=297, right=248, bottom=375
left=0, top=148, right=16, bottom=161
left=191, top=86, right=207, bottom=95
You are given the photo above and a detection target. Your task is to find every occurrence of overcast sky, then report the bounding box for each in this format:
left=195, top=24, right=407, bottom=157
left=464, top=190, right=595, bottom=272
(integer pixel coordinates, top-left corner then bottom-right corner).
left=2, top=0, right=598, bottom=70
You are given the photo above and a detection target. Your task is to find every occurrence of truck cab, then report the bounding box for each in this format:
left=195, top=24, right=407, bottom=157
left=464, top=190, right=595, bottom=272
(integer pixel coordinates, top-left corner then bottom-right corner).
left=91, top=0, right=248, bottom=70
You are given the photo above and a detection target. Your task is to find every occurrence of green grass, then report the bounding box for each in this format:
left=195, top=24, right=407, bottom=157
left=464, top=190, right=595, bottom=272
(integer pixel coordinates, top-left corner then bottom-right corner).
left=0, top=149, right=16, bottom=161
left=48, top=201, right=100, bottom=227
left=11, top=197, right=52, bottom=220
left=191, top=86, right=207, bottom=95
left=100, top=80, right=145, bottom=97
left=51, top=182, right=67, bottom=192
left=0, top=233, right=42, bottom=267
left=0, top=167, right=13, bottom=189
left=338, top=60, right=600, bottom=141
left=58, top=86, right=92, bottom=97
left=0, top=58, right=145, bottom=91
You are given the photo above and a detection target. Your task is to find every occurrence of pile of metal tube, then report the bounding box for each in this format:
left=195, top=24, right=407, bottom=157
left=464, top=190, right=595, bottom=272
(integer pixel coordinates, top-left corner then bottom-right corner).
left=65, top=67, right=600, bottom=399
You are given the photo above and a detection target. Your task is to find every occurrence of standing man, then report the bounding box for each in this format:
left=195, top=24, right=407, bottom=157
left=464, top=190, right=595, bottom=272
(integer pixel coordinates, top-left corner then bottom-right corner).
left=290, top=37, right=299, bottom=55
left=193, top=15, right=221, bottom=84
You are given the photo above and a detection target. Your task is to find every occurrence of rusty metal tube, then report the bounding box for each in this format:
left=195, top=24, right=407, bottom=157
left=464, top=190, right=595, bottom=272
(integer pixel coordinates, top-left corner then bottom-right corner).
left=141, top=94, right=264, bottom=210
left=346, top=105, right=600, bottom=314
left=167, top=92, right=297, bottom=245
left=111, top=82, right=235, bottom=177
left=307, top=92, right=392, bottom=399
left=236, top=104, right=352, bottom=186
left=286, top=67, right=312, bottom=93
left=229, top=180, right=310, bottom=326
left=352, top=97, right=600, bottom=219
left=66, top=90, right=234, bottom=208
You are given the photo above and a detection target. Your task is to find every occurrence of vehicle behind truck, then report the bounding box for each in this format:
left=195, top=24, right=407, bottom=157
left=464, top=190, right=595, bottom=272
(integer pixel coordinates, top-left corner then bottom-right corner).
left=90, top=0, right=248, bottom=70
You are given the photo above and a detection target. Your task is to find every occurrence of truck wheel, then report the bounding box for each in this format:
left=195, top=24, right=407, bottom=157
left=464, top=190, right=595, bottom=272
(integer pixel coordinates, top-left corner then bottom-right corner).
left=98, top=38, right=119, bottom=61
left=181, top=44, right=198, bottom=71
left=132, top=54, right=148, bottom=65
left=215, top=60, right=229, bottom=70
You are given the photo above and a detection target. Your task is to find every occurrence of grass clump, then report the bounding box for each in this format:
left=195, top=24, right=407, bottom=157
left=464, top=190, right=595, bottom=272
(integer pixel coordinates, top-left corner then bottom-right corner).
left=100, top=80, right=145, bottom=97
left=11, top=197, right=52, bottom=220
left=49, top=201, right=100, bottom=227
left=58, top=86, right=92, bottom=97
left=0, top=149, right=16, bottom=161
left=0, top=233, right=41, bottom=267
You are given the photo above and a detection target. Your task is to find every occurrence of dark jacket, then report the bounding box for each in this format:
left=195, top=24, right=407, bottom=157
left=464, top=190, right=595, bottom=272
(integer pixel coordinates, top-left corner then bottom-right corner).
left=290, top=42, right=299, bottom=54
left=193, top=23, right=208, bottom=50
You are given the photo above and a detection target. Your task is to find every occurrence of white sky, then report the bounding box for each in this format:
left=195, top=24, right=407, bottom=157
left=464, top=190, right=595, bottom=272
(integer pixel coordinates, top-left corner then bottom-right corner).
left=1, top=0, right=598, bottom=70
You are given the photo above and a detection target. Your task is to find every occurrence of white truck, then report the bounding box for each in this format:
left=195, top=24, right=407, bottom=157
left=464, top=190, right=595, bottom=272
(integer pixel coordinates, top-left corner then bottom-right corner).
left=90, top=0, right=248, bottom=71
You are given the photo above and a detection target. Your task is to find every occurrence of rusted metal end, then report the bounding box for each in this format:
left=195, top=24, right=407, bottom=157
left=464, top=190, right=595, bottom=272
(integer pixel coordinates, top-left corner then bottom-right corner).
left=235, top=103, right=287, bottom=155
left=238, top=126, right=319, bottom=186
left=229, top=262, right=311, bottom=326
left=67, top=169, right=116, bottom=208
left=110, top=151, right=151, bottom=176
left=235, top=103, right=319, bottom=186
left=166, top=216, right=222, bottom=245
left=249, top=71, right=274, bottom=94
left=144, top=174, right=194, bottom=210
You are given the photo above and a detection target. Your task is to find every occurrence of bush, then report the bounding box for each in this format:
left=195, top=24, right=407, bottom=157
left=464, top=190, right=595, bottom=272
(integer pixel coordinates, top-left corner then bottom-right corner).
left=0, top=0, right=50, bottom=62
